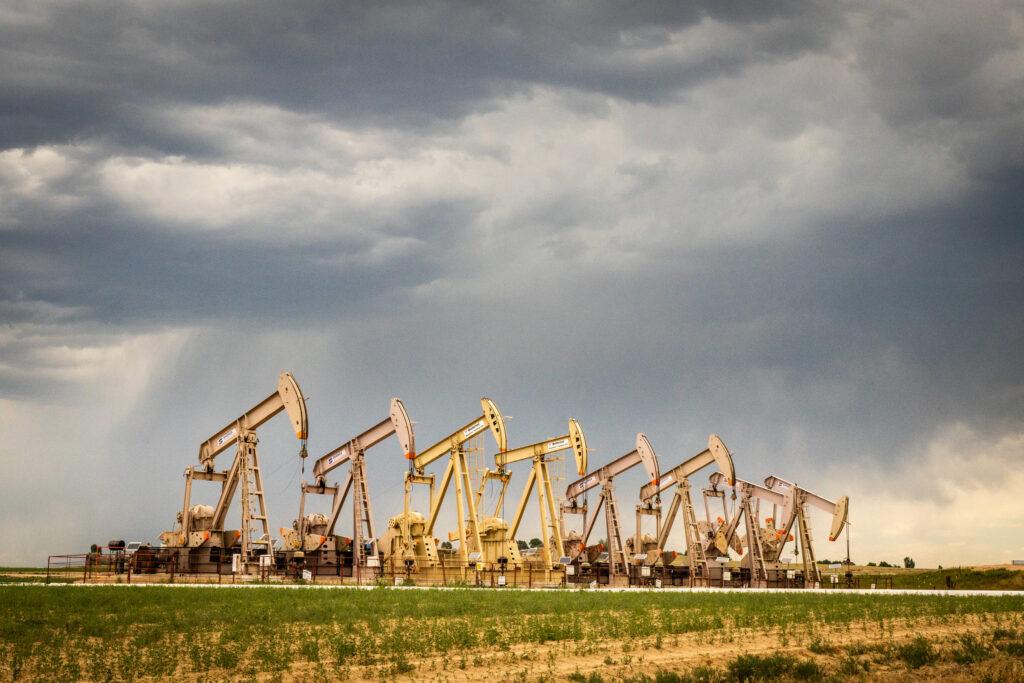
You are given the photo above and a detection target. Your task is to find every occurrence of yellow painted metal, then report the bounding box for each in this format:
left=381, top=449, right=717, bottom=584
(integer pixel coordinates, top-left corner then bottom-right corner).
left=397, top=397, right=507, bottom=570
left=498, top=419, right=588, bottom=569
left=569, top=418, right=587, bottom=475
left=412, top=398, right=506, bottom=471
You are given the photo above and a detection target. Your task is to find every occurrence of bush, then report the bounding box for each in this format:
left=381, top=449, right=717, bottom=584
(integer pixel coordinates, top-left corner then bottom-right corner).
left=808, top=637, right=835, bottom=654
left=896, top=637, right=937, bottom=669
left=837, top=656, right=864, bottom=676
left=568, top=672, right=605, bottom=683
left=953, top=634, right=990, bottom=664
left=726, top=653, right=795, bottom=681
left=791, top=659, right=824, bottom=681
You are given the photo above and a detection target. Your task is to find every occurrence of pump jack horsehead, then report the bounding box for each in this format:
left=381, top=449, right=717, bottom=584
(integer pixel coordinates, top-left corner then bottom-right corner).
left=636, top=434, right=736, bottom=581
left=281, top=398, right=414, bottom=575
left=474, top=418, right=588, bottom=571
left=160, top=372, right=308, bottom=573
left=561, top=433, right=660, bottom=579
left=381, top=398, right=507, bottom=571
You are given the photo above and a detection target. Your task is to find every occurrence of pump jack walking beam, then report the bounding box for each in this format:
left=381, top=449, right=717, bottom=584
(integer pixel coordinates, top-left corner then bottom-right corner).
left=490, top=419, right=588, bottom=569
left=562, top=433, right=659, bottom=578
left=285, top=399, right=414, bottom=565
left=163, top=372, right=308, bottom=569
left=402, top=398, right=507, bottom=568
left=763, top=476, right=849, bottom=585
left=637, top=434, right=736, bottom=580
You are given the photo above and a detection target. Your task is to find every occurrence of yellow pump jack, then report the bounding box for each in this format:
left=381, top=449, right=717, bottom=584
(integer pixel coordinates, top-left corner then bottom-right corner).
left=160, top=372, right=308, bottom=573
left=281, top=398, right=414, bottom=575
left=472, top=419, right=589, bottom=570
left=382, top=398, right=507, bottom=571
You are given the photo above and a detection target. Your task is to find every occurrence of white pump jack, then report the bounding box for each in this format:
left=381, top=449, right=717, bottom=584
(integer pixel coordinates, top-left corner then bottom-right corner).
left=561, top=433, right=660, bottom=579
left=637, top=434, right=736, bottom=581
left=762, top=475, right=849, bottom=585
left=281, top=398, right=414, bottom=574
left=160, top=372, right=308, bottom=572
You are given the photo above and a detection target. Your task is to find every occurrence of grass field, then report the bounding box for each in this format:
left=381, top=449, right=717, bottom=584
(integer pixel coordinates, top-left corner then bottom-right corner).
left=865, top=567, right=1024, bottom=591
left=2, top=585, right=1023, bottom=681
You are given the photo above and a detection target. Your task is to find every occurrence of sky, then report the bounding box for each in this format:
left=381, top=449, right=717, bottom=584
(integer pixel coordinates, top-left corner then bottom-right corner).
left=1, top=1, right=1023, bottom=569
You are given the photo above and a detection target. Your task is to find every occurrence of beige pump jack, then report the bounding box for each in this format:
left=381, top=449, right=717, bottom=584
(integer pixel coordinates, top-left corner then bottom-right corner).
left=763, top=476, right=849, bottom=585
left=479, top=418, right=589, bottom=570
left=706, top=472, right=792, bottom=587
left=281, top=398, right=414, bottom=574
left=637, top=434, right=736, bottom=581
left=562, top=433, right=660, bottom=579
left=160, top=372, right=308, bottom=572
left=383, top=398, right=507, bottom=571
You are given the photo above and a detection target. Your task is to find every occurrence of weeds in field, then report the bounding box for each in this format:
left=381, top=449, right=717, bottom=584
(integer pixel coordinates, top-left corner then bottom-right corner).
left=896, top=635, right=937, bottom=669
left=807, top=636, right=835, bottom=654
left=954, top=634, right=991, bottom=664
left=727, top=653, right=798, bottom=681
left=3, top=585, right=1023, bottom=680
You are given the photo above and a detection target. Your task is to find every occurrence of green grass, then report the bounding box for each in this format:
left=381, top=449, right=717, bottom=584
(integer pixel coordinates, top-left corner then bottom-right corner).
left=882, top=567, right=1024, bottom=591
left=1, top=585, right=1022, bottom=680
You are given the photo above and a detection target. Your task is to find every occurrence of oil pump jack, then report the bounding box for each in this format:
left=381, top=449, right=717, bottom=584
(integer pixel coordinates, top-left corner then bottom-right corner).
left=160, top=372, right=308, bottom=573
left=561, top=433, right=660, bottom=579
left=280, top=398, right=414, bottom=576
left=762, top=476, right=849, bottom=585
left=704, top=471, right=794, bottom=587
left=381, top=398, right=507, bottom=571
left=475, top=418, right=589, bottom=570
left=635, top=434, right=736, bottom=582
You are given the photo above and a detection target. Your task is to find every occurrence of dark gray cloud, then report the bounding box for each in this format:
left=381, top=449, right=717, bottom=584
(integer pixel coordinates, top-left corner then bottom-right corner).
left=1, top=0, right=1023, bottom=565
left=0, top=0, right=840, bottom=151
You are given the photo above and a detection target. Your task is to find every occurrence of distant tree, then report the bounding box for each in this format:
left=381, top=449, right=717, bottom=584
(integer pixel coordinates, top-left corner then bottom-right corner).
left=879, top=561, right=892, bottom=568
left=867, top=562, right=877, bottom=567
left=440, top=541, right=452, bottom=550
left=517, top=540, right=529, bottom=550
left=529, top=538, right=543, bottom=548
left=903, top=557, right=915, bottom=569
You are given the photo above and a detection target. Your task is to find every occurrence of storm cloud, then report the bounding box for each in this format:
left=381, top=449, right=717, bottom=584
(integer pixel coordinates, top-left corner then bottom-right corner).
left=2, top=0, right=1022, bottom=567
